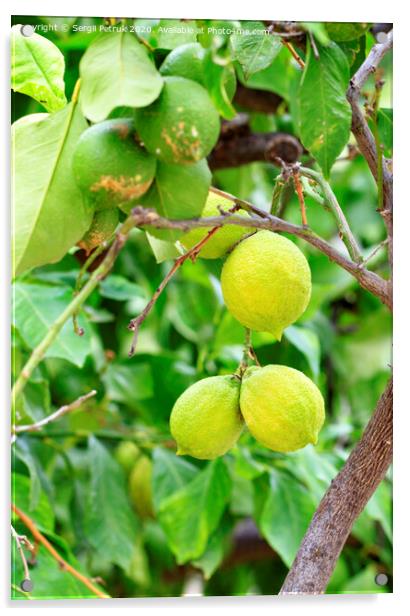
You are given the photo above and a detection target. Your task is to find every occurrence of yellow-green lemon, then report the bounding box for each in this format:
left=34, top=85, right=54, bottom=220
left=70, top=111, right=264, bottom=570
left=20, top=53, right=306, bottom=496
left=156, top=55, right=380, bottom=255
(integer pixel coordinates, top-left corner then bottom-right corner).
left=160, top=42, right=236, bottom=101
left=77, top=208, right=119, bottom=254
left=135, top=76, right=220, bottom=165
left=221, top=230, right=311, bottom=340
left=240, top=365, right=325, bottom=452
left=180, top=190, right=253, bottom=258
left=73, top=118, right=156, bottom=210
left=115, top=441, right=141, bottom=475
left=129, top=456, right=154, bottom=519
left=170, top=375, right=243, bottom=460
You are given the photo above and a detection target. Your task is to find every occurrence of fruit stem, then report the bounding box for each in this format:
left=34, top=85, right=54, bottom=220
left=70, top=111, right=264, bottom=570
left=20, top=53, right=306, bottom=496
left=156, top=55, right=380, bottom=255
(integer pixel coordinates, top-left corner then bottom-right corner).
left=235, top=328, right=260, bottom=378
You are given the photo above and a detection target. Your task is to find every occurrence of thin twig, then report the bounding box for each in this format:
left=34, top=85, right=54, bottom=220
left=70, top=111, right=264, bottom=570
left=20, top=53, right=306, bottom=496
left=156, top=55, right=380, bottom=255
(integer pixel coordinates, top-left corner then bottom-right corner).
left=308, top=30, right=319, bottom=60
left=281, top=39, right=305, bottom=69
left=299, top=167, right=363, bottom=263
left=292, top=168, right=308, bottom=226
left=12, top=390, right=97, bottom=438
left=11, top=525, right=31, bottom=589
left=12, top=214, right=137, bottom=402
left=11, top=505, right=109, bottom=599
left=128, top=208, right=239, bottom=356
left=360, top=238, right=389, bottom=267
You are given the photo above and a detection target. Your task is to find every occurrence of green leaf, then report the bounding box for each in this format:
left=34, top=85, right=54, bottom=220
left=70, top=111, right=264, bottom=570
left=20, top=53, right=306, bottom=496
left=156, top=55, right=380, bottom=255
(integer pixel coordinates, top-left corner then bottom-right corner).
left=203, top=52, right=236, bottom=120
left=152, top=447, right=198, bottom=512
left=102, top=360, right=154, bottom=405
left=12, top=104, right=93, bottom=277
left=13, top=282, right=92, bottom=367
left=11, top=24, right=67, bottom=112
left=146, top=233, right=181, bottom=263
left=284, top=325, right=321, bottom=379
left=378, top=108, right=393, bottom=157
left=299, top=41, right=351, bottom=177
left=301, top=22, right=330, bottom=46
left=238, top=47, right=294, bottom=100
left=99, top=274, right=147, bottom=301
left=158, top=458, right=231, bottom=564
left=79, top=32, right=163, bottom=122
left=230, top=22, right=282, bottom=79
left=13, top=439, right=52, bottom=510
left=325, top=22, right=369, bottom=43
left=85, top=437, right=139, bottom=571
left=192, top=518, right=233, bottom=579
left=139, top=160, right=211, bottom=242
left=283, top=446, right=338, bottom=502
left=150, top=19, right=198, bottom=50
left=11, top=473, right=54, bottom=532
left=256, top=469, right=316, bottom=567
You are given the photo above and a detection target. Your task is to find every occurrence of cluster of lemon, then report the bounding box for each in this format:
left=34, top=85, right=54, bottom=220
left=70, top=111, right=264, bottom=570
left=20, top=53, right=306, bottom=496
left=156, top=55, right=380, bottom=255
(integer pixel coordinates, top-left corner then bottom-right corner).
left=171, top=196, right=325, bottom=459
left=72, top=43, right=231, bottom=252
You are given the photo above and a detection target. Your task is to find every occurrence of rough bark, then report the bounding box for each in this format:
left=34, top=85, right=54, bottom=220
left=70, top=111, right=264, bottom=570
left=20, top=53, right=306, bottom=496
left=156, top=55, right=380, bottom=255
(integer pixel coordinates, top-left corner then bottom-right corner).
left=280, top=377, right=393, bottom=594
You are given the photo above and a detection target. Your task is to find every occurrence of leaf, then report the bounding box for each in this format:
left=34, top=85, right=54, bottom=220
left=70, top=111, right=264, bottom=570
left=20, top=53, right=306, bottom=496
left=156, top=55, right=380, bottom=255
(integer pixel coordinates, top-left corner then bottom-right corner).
left=151, top=19, right=198, bottom=50
left=146, top=233, right=181, bottom=263
left=139, top=159, right=212, bottom=242
left=158, top=458, right=231, bottom=564
left=11, top=24, right=67, bottom=112
left=284, top=325, right=321, bottom=379
left=99, top=274, right=147, bottom=301
left=299, top=41, right=351, bottom=177
left=102, top=360, right=154, bottom=405
left=256, top=469, right=316, bottom=567
left=85, top=437, right=139, bottom=571
left=301, top=22, right=330, bottom=46
left=283, top=445, right=338, bottom=502
left=203, top=52, right=236, bottom=120
left=366, top=479, right=392, bottom=542
left=11, top=473, right=54, bottom=532
left=378, top=108, right=393, bottom=157
left=12, top=104, right=93, bottom=277
left=325, top=22, right=369, bottom=43
left=13, top=282, right=92, bottom=367
left=230, top=22, right=282, bottom=79
left=79, top=32, right=163, bottom=122
left=152, top=447, right=198, bottom=512
left=192, top=518, right=233, bottom=579
left=13, top=438, right=52, bottom=510
left=237, top=46, right=294, bottom=100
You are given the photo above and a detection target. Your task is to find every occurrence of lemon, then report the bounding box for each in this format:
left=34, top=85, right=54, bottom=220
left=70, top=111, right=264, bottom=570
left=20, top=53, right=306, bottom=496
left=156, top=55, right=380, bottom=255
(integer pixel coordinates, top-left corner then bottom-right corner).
left=170, top=375, right=243, bottom=460
left=221, top=230, right=311, bottom=340
left=135, top=76, right=220, bottom=165
left=180, top=190, right=253, bottom=258
left=73, top=118, right=156, bottom=210
left=77, top=208, right=119, bottom=254
left=160, top=43, right=236, bottom=101
left=240, top=365, right=325, bottom=452
left=129, top=456, right=155, bottom=519
left=114, top=441, right=141, bottom=475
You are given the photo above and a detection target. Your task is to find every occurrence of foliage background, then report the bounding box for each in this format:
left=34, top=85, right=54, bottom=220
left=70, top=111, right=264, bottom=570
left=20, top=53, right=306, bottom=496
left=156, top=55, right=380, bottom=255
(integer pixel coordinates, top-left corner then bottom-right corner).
left=11, top=16, right=392, bottom=599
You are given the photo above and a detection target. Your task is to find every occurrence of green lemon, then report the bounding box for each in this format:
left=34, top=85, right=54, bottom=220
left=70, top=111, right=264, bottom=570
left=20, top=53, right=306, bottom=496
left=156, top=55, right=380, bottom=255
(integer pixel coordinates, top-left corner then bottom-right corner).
left=129, top=456, right=154, bottom=519
left=180, top=190, right=253, bottom=258
left=221, top=230, right=311, bottom=340
left=72, top=118, right=156, bottom=211
left=77, top=208, right=119, bottom=254
left=240, top=365, right=325, bottom=452
left=135, top=76, right=220, bottom=165
left=114, top=441, right=141, bottom=475
left=160, top=43, right=236, bottom=101
left=170, top=375, right=244, bottom=460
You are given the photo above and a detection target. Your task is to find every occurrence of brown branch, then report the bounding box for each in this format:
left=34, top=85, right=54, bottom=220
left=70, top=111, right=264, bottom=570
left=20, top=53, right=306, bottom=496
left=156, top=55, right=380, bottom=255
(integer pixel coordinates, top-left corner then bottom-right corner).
left=11, top=525, right=32, bottom=591
left=12, top=505, right=109, bottom=599
left=12, top=390, right=97, bottom=440
left=130, top=204, right=392, bottom=311
left=280, top=377, right=392, bottom=594
left=282, top=39, right=305, bottom=69
left=233, top=83, right=283, bottom=114
left=347, top=30, right=393, bottom=266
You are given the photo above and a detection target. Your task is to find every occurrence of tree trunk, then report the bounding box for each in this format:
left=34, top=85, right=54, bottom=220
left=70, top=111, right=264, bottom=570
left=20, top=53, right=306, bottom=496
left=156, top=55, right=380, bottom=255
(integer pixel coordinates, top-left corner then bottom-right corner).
left=280, top=377, right=393, bottom=594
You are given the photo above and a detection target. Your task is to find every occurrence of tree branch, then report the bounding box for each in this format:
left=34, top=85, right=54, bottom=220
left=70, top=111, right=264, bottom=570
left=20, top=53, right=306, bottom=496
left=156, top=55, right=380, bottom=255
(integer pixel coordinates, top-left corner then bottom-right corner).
left=129, top=202, right=392, bottom=310
left=347, top=30, right=393, bottom=266
left=280, top=377, right=392, bottom=594
left=12, top=505, right=109, bottom=599
left=233, top=83, right=283, bottom=114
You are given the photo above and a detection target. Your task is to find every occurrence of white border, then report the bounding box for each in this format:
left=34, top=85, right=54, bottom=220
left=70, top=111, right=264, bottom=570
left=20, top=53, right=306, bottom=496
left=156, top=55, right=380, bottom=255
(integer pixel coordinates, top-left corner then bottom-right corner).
left=1, top=1, right=409, bottom=614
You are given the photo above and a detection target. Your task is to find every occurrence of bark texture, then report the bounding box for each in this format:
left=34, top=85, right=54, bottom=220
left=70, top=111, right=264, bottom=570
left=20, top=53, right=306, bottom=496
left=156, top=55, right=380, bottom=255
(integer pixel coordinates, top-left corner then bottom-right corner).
left=280, top=378, right=393, bottom=594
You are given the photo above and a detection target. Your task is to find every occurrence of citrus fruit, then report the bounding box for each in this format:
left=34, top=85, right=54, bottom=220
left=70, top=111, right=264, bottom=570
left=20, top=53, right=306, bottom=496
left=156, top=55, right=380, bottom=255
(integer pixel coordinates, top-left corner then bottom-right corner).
left=220, top=230, right=311, bottom=340
left=77, top=208, right=119, bottom=254
left=170, top=375, right=243, bottom=460
left=129, top=456, right=154, bottom=519
left=240, top=365, right=325, bottom=452
left=160, top=43, right=236, bottom=101
left=135, top=76, right=220, bottom=165
left=114, top=441, right=141, bottom=474
left=72, top=118, right=156, bottom=210
left=180, top=190, right=253, bottom=258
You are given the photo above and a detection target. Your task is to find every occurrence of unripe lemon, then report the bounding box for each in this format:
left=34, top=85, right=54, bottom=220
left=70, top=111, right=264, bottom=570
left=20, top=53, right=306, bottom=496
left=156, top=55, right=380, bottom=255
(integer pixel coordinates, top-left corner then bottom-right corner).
left=240, top=365, right=325, bottom=452
left=73, top=119, right=156, bottom=210
left=77, top=208, right=119, bottom=254
left=129, top=456, right=154, bottom=519
left=135, top=76, right=220, bottom=165
left=221, top=230, right=311, bottom=340
left=170, top=375, right=243, bottom=460
left=160, top=42, right=236, bottom=101
left=180, top=190, right=253, bottom=258
left=114, top=441, right=141, bottom=475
